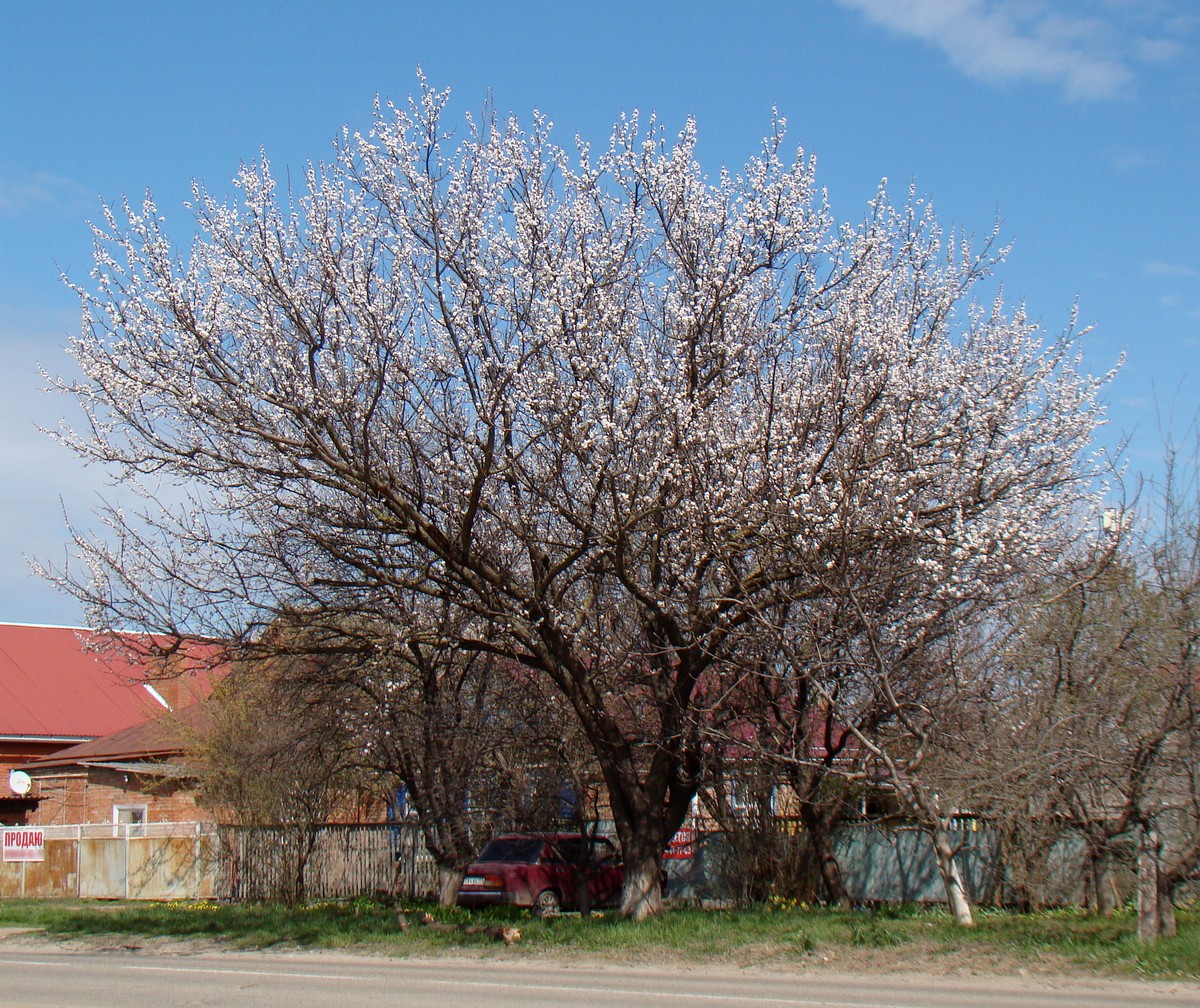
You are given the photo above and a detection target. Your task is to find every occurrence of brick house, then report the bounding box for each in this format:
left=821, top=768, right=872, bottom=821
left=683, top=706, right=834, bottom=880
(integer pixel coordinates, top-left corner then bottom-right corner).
left=20, top=703, right=214, bottom=827
left=0, top=622, right=222, bottom=825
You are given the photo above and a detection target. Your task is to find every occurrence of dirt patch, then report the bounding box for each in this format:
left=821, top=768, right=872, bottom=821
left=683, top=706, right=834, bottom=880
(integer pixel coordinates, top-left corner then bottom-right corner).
left=0, top=927, right=45, bottom=941
left=772, top=941, right=1084, bottom=978
left=0, top=930, right=229, bottom=956
left=0, top=926, right=1146, bottom=980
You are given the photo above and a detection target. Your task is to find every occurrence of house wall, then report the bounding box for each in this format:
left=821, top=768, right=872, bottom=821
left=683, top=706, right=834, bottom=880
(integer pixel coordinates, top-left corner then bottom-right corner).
left=2, top=737, right=74, bottom=773
left=1, top=739, right=84, bottom=825
left=25, top=767, right=205, bottom=826
left=2, top=738, right=90, bottom=793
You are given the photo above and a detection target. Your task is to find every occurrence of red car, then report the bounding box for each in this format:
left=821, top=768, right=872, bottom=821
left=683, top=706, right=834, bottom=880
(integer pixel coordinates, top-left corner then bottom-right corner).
left=456, top=832, right=624, bottom=916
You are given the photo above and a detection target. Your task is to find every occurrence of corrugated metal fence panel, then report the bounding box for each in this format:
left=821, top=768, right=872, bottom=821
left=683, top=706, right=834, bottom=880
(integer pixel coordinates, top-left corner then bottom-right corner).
left=79, top=837, right=126, bottom=898
left=127, top=835, right=205, bottom=900
left=0, top=859, right=23, bottom=898
left=6, top=822, right=435, bottom=902
left=683, top=821, right=1066, bottom=905
left=834, top=823, right=1002, bottom=903
left=10, top=823, right=220, bottom=900
left=20, top=839, right=78, bottom=899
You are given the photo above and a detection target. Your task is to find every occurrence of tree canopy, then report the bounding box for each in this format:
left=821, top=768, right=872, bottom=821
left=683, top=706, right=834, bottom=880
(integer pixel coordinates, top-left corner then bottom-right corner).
left=50, top=82, right=1109, bottom=919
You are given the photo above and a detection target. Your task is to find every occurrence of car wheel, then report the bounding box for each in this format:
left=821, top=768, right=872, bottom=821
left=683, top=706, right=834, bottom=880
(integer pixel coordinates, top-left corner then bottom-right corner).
left=532, top=889, right=561, bottom=918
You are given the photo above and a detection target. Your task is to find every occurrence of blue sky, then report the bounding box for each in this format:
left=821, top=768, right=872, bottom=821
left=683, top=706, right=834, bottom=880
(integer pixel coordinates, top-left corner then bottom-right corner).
left=1, top=1, right=1197, bottom=626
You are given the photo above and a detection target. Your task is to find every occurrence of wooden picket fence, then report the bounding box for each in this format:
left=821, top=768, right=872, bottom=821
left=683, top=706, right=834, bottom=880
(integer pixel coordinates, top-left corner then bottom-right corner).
left=216, top=822, right=435, bottom=902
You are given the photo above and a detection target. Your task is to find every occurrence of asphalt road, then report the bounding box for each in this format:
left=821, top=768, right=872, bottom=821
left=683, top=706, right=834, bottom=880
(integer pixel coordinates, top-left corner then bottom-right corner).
left=1, top=948, right=1197, bottom=1008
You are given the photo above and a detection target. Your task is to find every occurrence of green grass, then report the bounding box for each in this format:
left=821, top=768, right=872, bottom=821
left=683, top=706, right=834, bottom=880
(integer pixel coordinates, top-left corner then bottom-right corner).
left=963, top=906, right=1200, bottom=979
left=0, top=898, right=1196, bottom=979
left=0, top=896, right=401, bottom=950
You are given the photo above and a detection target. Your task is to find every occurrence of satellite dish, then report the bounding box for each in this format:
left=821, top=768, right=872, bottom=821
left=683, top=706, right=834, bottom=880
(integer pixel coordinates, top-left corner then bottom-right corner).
left=8, top=770, right=32, bottom=795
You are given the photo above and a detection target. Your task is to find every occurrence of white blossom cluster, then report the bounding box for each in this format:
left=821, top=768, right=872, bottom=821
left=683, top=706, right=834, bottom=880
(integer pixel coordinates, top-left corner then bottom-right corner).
left=52, top=82, right=1110, bottom=810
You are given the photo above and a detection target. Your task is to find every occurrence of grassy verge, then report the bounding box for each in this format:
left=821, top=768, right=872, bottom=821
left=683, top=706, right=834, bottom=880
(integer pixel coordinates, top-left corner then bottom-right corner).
left=0, top=898, right=1196, bottom=980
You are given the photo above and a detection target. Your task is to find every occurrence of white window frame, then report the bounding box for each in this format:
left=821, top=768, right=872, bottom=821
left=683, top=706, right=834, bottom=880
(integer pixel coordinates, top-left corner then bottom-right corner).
left=113, top=804, right=148, bottom=837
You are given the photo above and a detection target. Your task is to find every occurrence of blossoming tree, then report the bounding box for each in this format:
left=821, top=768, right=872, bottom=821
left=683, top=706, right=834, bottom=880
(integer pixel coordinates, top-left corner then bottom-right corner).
left=50, top=82, right=1108, bottom=920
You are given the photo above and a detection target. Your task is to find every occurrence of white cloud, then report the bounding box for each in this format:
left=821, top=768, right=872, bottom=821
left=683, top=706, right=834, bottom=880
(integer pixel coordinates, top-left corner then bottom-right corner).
left=835, top=0, right=1184, bottom=100
left=1112, top=149, right=1155, bottom=174
left=0, top=324, right=98, bottom=625
left=1135, top=37, right=1183, bottom=64
left=1144, top=260, right=1198, bottom=279
left=0, top=170, right=92, bottom=217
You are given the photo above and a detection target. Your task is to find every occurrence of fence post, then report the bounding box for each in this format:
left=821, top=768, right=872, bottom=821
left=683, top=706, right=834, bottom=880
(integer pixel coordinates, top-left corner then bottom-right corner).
left=409, top=823, right=419, bottom=899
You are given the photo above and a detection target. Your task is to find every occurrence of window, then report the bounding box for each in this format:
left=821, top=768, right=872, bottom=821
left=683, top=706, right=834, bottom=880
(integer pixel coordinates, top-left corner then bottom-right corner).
left=113, top=804, right=147, bottom=837
left=476, top=837, right=544, bottom=863
left=728, top=777, right=753, bottom=815
left=590, top=837, right=619, bottom=864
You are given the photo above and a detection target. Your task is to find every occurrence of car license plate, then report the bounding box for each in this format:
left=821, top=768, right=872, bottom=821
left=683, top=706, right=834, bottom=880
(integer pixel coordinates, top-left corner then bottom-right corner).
left=463, top=875, right=486, bottom=886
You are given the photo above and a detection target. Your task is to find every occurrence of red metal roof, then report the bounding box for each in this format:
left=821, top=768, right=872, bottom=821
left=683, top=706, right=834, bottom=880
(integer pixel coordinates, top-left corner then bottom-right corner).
left=25, top=701, right=214, bottom=770
left=0, top=623, right=223, bottom=740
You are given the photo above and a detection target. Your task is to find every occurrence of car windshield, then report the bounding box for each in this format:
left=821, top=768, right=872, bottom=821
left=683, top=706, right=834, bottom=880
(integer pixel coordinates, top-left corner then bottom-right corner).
left=552, top=837, right=617, bottom=864
left=476, top=837, right=545, bottom=863
left=555, top=838, right=587, bottom=863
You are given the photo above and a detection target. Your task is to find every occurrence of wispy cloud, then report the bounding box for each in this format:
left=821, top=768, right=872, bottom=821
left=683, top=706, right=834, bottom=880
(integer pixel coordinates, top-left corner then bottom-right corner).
left=1134, top=36, right=1183, bottom=64
left=0, top=170, right=92, bottom=217
left=1144, top=260, right=1198, bottom=279
left=1112, top=149, right=1156, bottom=174
left=836, top=0, right=1188, bottom=100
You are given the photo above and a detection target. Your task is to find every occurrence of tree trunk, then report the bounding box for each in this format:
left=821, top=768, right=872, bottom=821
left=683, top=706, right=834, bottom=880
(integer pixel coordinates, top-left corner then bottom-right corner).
left=932, top=826, right=974, bottom=927
left=1136, top=828, right=1162, bottom=943
left=598, top=739, right=693, bottom=920
left=815, top=831, right=852, bottom=910
left=1095, top=867, right=1119, bottom=916
left=905, top=780, right=973, bottom=927
left=436, top=864, right=465, bottom=907
left=576, top=866, right=593, bottom=919
left=1159, top=882, right=1177, bottom=939
left=1156, top=855, right=1186, bottom=939
left=1091, top=848, right=1119, bottom=915
left=283, top=824, right=318, bottom=906
left=619, top=848, right=664, bottom=921
left=801, top=810, right=852, bottom=910
left=612, top=793, right=668, bottom=922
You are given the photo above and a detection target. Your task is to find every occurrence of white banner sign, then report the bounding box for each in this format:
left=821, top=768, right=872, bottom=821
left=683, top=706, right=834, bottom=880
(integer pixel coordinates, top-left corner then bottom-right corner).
left=2, top=827, right=45, bottom=862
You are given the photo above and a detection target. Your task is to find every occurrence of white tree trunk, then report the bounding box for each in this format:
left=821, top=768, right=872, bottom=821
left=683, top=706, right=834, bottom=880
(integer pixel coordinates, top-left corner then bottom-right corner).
left=1095, top=861, right=1119, bottom=916
left=1159, top=884, right=1177, bottom=939
left=933, top=826, right=974, bottom=927
left=619, top=857, right=663, bottom=922
left=436, top=865, right=465, bottom=908
left=1136, top=828, right=1162, bottom=943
